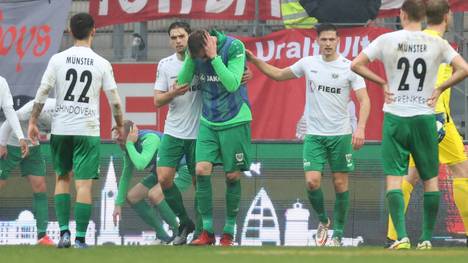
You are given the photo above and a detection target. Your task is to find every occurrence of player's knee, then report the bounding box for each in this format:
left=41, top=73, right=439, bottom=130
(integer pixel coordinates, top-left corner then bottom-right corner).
left=226, top=172, right=241, bottom=182
left=306, top=178, right=320, bottom=190
left=0, top=180, right=7, bottom=189
left=31, top=179, right=47, bottom=193
left=75, top=180, right=92, bottom=195
left=148, top=187, right=164, bottom=205
left=423, top=177, right=439, bottom=192
left=333, top=179, right=347, bottom=192
left=126, top=191, right=140, bottom=205
left=157, top=174, right=173, bottom=189
left=195, top=164, right=211, bottom=176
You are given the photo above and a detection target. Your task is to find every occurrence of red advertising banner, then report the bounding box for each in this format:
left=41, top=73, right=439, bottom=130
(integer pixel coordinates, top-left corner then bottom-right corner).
left=100, top=27, right=390, bottom=140
left=90, top=0, right=256, bottom=28
left=89, top=0, right=468, bottom=26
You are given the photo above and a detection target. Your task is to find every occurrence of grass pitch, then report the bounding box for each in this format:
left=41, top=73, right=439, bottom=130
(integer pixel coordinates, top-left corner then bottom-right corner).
left=1, top=246, right=467, bottom=263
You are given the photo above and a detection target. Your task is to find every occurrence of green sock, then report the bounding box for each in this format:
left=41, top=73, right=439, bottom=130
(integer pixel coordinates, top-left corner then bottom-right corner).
left=196, top=175, right=213, bottom=233
left=130, top=200, right=170, bottom=241
left=74, top=202, right=92, bottom=238
left=155, top=200, right=179, bottom=236
left=420, top=191, right=441, bottom=242
left=307, top=188, right=328, bottom=223
left=194, top=197, right=203, bottom=237
left=332, top=191, right=349, bottom=238
left=174, top=165, right=192, bottom=192
left=386, top=189, right=407, bottom=240
left=163, top=184, right=191, bottom=226
left=54, top=193, right=70, bottom=231
left=33, top=192, right=49, bottom=237
left=224, top=179, right=241, bottom=235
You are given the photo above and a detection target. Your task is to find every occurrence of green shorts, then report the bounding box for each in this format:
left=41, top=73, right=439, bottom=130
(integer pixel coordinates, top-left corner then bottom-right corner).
left=382, top=113, right=439, bottom=181
left=139, top=165, right=192, bottom=191
left=303, top=134, right=354, bottom=173
left=0, top=145, right=45, bottom=179
left=50, top=135, right=100, bottom=180
left=196, top=122, right=252, bottom=173
left=140, top=172, right=157, bottom=189
left=157, top=134, right=196, bottom=176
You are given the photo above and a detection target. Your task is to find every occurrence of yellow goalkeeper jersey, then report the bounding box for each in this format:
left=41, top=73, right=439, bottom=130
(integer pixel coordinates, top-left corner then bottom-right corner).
left=423, top=29, right=452, bottom=118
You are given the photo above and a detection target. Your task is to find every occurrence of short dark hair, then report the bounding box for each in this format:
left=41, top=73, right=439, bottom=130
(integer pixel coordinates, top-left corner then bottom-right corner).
left=112, top=120, right=134, bottom=138
left=316, top=23, right=338, bottom=37
left=426, top=0, right=450, bottom=25
left=168, top=21, right=191, bottom=35
left=401, top=0, right=426, bottom=22
left=187, top=30, right=207, bottom=56
left=70, top=13, right=95, bottom=40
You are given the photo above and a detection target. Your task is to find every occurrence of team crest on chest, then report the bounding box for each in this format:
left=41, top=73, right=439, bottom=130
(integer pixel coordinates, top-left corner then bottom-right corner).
left=332, top=73, right=339, bottom=79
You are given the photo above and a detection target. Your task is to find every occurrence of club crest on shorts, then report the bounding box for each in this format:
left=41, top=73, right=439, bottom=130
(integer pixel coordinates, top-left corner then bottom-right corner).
left=235, top=153, right=244, bottom=162
left=345, top=154, right=353, bottom=167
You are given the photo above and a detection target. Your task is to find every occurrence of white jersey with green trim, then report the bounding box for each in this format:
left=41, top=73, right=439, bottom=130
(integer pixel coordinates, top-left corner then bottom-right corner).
left=0, top=76, right=14, bottom=109
left=0, top=76, right=25, bottom=141
left=0, top=99, right=55, bottom=147
left=37, top=46, right=117, bottom=136
left=290, top=55, right=366, bottom=136
left=363, top=30, right=458, bottom=117
left=154, top=53, right=202, bottom=139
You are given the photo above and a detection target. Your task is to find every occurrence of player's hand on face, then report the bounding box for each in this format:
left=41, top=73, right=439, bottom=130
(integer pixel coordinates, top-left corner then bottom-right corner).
left=28, top=124, right=39, bottom=145
left=203, top=31, right=217, bottom=59
left=382, top=83, right=394, bottom=104
left=427, top=88, right=442, bottom=108
left=352, top=127, right=365, bottom=150
left=113, top=205, right=122, bottom=226
left=241, top=66, right=253, bottom=84
left=0, top=145, right=7, bottom=159
left=126, top=124, right=139, bottom=143
left=19, top=139, right=29, bottom=158
left=172, top=83, right=189, bottom=96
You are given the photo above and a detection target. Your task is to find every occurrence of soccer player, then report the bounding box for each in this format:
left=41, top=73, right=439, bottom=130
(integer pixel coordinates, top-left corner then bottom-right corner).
left=177, top=29, right=251, bottom=246
left=112, top=120, right=192, bottom=244
left=351, top=0, right=468, bottom=249
left=0, top=99, right=55, bottom=245
left=385, top=0, right=468, bottom=248
left=28, top=13, right=124, bottom=249
left=153, top=21, right=201, bottom=245
left=247, top=23, right=370, bottom=247
left=0, top=76, right=29, bottom=159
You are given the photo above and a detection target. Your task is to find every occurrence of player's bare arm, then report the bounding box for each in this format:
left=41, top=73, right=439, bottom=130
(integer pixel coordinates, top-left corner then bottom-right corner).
left=246, top=49, right=296, bottom=81
left=154, top=83, right=189, bottom=108
left=105, top=89, right=124, bottom=139
left=428, top=55, right=468, bottom=107
left=352, top=88, right=370, bottom=150
left=351, top=53, right=393, bottom=103
left=28, top=102, right=45, bottom=145
left=351, top=53, right=387, bottom=86
left=241, top=66, right=253, bottom=84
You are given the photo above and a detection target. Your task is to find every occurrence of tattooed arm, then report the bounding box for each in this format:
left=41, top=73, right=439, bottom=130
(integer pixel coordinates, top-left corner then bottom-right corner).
left=105, top=89, right=124, bottom=138
left=28, top=102, right=45, bottom=145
